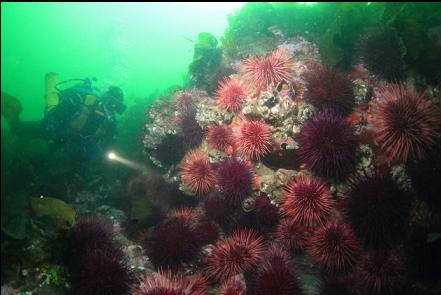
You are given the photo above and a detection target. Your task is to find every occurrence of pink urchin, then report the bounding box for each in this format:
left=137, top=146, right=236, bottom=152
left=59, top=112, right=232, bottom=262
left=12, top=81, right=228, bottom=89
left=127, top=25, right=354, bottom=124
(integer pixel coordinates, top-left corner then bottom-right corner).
left=217, top=78, right=248, bottom=112
left=281, top=175, right=334, bottom=228
left=235, top=119, right=273, bottom=160
left=205, top=228, right=266, bottom=281
left=180, top=150, right=216, bottom=195
left=243, top=49, right=294, bottom=91
left=207, top=124, right=234, bottom=152
left=370, top=83, right=441, bottom=163
left=133, top=270, right=208, bottom=295
left=307, top=222, right=362, bottom=272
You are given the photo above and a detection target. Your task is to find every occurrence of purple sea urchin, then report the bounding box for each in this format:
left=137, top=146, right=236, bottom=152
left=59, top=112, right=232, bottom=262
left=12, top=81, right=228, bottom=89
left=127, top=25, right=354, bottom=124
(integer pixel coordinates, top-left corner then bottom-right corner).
left=343, top=168, right=412, bottom=249
left=303, top=65, right=355, bottom=115
left=297, top=108, right=358, bottom=179
left=216, top=157, right=254, bottom=205
left=359, top=28, right=406, bottom=81
left=254, top=246, right=303, bottom=295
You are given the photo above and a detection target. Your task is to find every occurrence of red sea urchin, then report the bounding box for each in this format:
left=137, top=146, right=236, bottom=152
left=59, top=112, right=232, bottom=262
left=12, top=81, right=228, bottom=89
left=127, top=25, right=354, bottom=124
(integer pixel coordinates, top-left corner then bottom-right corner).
left=356, top=252, right=403, bottom=295
left=235, top=119, right=273, bottom=160
left=217, top=78, right=248, bottom=112
left=207, top=124, right=234, bottom=152
left=303, top=65, right=355, bottom=115
left=216, top=157, right=254, bottom=205
left=206, top=228, right=266, bottom=281
left=180, top=150, right=216, bottom=195
left=243, top=49, right=294, bottom=91
left=307, top=222, right=361, bottom=272
left=297, top=108, right=358, bottom=179
left=370, top=83, right=441, bottom=164
left=133, top=270, right=208, bottom=295
left=281, top=175, right=334, bottom=228
left=343, top=168, right=412, bottom=249
left=254, top=246, right=303, bottom=295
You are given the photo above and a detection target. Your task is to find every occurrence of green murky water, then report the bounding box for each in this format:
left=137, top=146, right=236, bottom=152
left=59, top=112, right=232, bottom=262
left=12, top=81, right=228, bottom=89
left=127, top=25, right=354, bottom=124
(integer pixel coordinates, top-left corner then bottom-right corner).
left=1, top=2, right=441, bottom=294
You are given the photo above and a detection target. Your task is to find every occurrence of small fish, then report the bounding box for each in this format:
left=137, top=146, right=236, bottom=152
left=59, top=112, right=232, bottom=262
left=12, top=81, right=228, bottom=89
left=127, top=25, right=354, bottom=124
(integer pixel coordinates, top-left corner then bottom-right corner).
left=30, top=196, right=76, bottom=229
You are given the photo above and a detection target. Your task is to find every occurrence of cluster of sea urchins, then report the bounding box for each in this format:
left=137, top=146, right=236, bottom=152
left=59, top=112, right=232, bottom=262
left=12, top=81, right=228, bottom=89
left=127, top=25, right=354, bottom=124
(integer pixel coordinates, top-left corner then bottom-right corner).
left=134, top=38, right=441, bottom=295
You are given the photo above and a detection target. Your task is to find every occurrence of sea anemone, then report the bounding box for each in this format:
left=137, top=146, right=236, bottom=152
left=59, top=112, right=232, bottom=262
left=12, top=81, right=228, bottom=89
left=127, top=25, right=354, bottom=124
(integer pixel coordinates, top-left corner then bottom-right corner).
left=297, top=108, right=358, bottom=179
left=303, top=65, right=355, bottom=115
left=143, top=218, right=201, bottom=269
left=358, top=28, right=406, bottom=81
left=71, top=248, right=132, bottom=295
left=133, top=270, right=208, bottom=295
left=276, top=218, right=310, bottom=252
left=216, top=78, right=248, bottom=112
left=243, top=49, right=294, bottom=91
left=206, top=124, right=234, bottom=152
left=370, top=83, right=441, bottom=164
left=205, top=228, right=266, bottom=281
left=234, top=119, right=273, bottom=161
left=343, top=168, right=412, bottom=249
left=180, top=150, right=216, bottom=195
left=218, top=275, right=247, bottom=295
left=356, top=252, right=403, bottom=295
left=307, top=222, right=362, bottom=272
left=281, top=175, right=334, bottom=228
left=216, top=158, right=254, bottom=205
left=253, top=246, right=303, bottom=295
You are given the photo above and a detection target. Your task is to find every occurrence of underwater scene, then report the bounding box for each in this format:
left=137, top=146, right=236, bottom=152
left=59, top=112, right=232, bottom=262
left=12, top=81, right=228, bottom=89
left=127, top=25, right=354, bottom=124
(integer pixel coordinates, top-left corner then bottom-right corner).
left=1, top=2, right=441, bottom=294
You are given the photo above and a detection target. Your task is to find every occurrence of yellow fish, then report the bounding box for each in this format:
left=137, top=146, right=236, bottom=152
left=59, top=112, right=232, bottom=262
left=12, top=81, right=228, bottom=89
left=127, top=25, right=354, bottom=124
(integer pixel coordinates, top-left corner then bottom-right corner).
left=30, top=196, right=76, bottom=229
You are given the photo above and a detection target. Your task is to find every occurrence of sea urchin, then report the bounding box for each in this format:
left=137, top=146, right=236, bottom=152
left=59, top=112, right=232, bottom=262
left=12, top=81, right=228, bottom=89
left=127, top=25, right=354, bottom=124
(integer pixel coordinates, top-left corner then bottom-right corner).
left=180, top=150, right=216, bottom=195
left=234, top=119, right=273, bottom=161
left=307, top=222, right=361, bottom=272
left=297, top=108, right=358, bottom=179
left=217, top=78, right=248, bottom=112
left=281, top=175, right=334, bottom=228
left=370, top=83, right=441, bottom=164
left=205, top=228, right=266, bottom=281
left=243, top=49, right=294, bottom=91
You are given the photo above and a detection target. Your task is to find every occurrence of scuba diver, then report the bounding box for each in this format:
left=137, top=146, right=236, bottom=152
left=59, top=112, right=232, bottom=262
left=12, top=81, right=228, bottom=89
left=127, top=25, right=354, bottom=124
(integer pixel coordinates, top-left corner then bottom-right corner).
left=1, top=73, right=126, bottom=160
